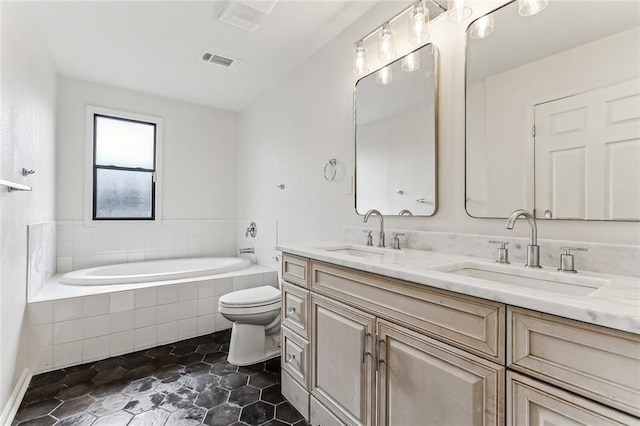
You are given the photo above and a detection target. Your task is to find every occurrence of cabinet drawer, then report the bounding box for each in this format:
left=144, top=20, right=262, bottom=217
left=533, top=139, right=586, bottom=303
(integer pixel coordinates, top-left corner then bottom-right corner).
left=310, top=396, right=346, bottom=426
left=282, top=282, right=309, bottom=338
left=311, top=261, right=505, bottom=363
left=507, top=371, right=637, bottom=425
left=282, top=371, right=309, bottom=421
left=282, top=327, right=310, bottom=389
left=508, top=307, right=640, bottom=417
left=283, top=254, right=310, bottom=288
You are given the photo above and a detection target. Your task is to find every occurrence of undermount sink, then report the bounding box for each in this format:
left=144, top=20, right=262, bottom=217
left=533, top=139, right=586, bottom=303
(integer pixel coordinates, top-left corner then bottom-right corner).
left=439, top=262, right=607, bottom=296
left=318, top=244, right=389, bottom=259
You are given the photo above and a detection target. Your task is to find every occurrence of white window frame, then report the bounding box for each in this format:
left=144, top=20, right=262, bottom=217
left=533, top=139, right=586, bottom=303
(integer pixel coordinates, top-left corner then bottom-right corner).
left=84, top=105, right=163, bottom=226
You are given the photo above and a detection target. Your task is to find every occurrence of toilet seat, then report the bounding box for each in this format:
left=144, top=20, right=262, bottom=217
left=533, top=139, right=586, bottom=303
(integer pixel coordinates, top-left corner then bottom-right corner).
left=219, top=285, right=281, bottom=309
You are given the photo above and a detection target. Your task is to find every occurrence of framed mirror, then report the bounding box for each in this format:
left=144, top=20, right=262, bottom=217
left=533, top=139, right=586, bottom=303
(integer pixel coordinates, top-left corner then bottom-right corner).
left=355, top=43, right=438, bottom=217
left=465, top=0, right=640, bottom=221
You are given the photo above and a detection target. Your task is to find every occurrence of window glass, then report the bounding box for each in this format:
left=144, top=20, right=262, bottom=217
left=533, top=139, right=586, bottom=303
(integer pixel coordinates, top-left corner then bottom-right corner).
left=95, top=115, right=155, bottom=169
left=93, top=113, right=157, bottom=220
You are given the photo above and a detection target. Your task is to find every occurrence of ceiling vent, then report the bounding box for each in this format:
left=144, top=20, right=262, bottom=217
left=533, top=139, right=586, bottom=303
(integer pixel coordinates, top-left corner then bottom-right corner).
left=218, top=0, right=277, bottom=32
left=200, top=51, right=244, bottom=70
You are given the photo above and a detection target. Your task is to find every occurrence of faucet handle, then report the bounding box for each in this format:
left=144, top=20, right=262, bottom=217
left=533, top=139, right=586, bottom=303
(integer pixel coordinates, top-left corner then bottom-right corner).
left=558, top=247, right=588, bottom=273
left=391, top=233, right=405, bottom=250
left=363, top=230, right=373, bottom=246
left=489, top=240, right=510, bottom=264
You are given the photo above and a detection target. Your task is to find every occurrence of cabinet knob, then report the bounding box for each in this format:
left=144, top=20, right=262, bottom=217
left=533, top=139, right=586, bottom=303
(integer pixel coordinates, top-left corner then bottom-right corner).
left=287, top=307, right=296, bottom=314
left=286, top=354, right=295, bottom=363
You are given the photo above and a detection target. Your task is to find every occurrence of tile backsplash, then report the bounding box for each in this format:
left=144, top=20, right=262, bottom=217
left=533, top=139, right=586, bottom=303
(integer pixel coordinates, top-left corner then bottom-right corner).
left=56, top=219, right=237, bottom=273
left=345, top=226, right=640, bottom=277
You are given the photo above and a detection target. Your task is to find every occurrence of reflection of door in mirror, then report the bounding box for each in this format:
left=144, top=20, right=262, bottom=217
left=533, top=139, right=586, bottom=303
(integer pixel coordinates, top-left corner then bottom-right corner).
left=465, top=0, right=640, bottom=221
left=534, top=78, right=640, bottom=220
left=355, top=44, right=437, bottom=217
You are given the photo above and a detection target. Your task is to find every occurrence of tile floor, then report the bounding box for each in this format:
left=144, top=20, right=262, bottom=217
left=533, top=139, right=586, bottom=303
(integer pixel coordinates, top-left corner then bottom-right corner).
left=14, top=329, right=309, bottom=426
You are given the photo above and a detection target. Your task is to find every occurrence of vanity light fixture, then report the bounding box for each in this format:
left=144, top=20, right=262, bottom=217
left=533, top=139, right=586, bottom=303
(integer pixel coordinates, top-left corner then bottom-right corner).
left=447, top=0, right=472, bottom=23
left=469, top=15, right=494, bottom=39
left=409, top=0, right=430, bottom=44
left=378, top=23, right=397, bottom=61
left=353, top=40, right=369, bottom=76
left=376, top=66, right=393, bottom=85
left=401, top=51, right=420, bottom=72
left=518, top=0, right=548, bottom=16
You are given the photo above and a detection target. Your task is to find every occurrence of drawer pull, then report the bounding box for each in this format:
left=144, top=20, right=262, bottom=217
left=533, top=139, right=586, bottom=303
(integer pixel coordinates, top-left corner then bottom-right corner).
left=286, top=354, right=296, bottom=363
left=288, top=307, right=297, bottom=314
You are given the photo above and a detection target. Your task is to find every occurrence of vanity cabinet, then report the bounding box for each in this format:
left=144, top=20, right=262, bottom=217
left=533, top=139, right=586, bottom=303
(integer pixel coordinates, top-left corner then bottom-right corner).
left=507, top=307, right=640, bottom=419
left=281, top=254, right=506, bottom=426
left=280, top=253, right=639, bottom=426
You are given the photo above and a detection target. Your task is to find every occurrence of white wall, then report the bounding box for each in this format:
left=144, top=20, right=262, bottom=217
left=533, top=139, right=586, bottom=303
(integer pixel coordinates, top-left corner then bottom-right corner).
left=0, top=2, right=57, bottom=416
left=237, top=1, right=640, bottom=247
left=55, top=78, right=240, bottom=270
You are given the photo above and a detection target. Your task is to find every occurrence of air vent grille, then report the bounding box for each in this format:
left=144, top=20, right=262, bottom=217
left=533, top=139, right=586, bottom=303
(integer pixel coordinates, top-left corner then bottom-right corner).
left=200, top=51, right=244, bottom=70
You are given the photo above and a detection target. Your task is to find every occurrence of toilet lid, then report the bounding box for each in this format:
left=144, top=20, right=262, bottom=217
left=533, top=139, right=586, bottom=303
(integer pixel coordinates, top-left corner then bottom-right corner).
left=219, top=285, right=281, bottom=307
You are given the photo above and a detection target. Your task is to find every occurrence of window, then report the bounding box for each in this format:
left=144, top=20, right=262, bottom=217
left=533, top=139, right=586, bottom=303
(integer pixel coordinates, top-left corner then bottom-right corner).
left=92, top=113, right=157, bottom=220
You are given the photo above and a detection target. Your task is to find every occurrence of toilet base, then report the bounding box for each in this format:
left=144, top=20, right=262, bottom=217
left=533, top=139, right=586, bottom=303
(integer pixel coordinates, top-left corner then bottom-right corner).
left=227, top=323, right=281, bottom=366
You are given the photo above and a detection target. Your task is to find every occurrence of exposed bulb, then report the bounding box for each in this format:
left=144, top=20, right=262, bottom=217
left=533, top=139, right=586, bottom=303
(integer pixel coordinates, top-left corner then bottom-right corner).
left=469, top=15, right=494, bottom=39
left=378, top=23, right=397, bottom=61
left=409, top=0, right=430, bottom=44
left=447, top=0, right=472, bottom=23
left=353, top=41, right=368, bottom=76
left=518, top=0, right=548, bottom=16
left=376, top=66, right=393, bottom=85
left=401, top=52, right=420, bottom=72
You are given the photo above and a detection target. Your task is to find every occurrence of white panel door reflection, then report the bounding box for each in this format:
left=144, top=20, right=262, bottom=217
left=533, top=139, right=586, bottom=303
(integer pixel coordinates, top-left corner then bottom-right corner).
left=534, top=77, right=640, bottom=220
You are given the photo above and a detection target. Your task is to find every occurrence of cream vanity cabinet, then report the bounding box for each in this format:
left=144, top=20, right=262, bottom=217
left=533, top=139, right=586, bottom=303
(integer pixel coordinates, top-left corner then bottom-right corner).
left=280, top=253, right=640, bottom=426
left=281, top=254, right=506, bottom=426
left=506, top=307, right=639, bottom=425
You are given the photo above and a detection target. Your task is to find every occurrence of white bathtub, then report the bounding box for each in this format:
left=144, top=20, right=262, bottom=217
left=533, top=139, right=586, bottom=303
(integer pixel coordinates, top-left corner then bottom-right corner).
left=61, top=257, right=251, bottom=285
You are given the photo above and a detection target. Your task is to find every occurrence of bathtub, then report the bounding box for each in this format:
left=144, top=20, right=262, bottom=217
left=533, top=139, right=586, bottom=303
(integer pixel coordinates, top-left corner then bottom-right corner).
left=61, top=257, right=251, bottom=285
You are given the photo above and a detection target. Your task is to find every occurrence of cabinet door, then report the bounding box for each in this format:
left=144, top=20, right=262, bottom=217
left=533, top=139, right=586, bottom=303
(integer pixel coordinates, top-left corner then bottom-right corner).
left=377, top=320, right=504, bottom=426
left=310, top=294, right=375, bottom=426
left=507, top=371, right=636, bottom=426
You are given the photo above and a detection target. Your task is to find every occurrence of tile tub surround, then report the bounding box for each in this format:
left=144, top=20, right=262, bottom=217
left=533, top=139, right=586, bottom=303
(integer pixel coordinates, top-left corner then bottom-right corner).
left=278, top=242, right=640, bottom=335
left=27, top=266, right=278, bottom=374
left=56, top=219, right=238, bottom=273
left=344, top=226, right=640, bottom=277
left=27, top=222, right=57, bottom=300
left=14, top=330, right=309, bottom=426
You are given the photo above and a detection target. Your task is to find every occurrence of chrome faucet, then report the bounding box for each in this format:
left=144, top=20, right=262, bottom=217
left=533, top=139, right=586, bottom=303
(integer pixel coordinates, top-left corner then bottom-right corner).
left=506, top=209, right=541, bottom=268
left=363, top=209, right=385, bottom=248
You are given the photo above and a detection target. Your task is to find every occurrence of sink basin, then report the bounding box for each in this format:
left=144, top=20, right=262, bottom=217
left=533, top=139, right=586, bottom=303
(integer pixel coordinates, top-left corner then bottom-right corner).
left=317, top=244, right=390, bottom=259
left=440, top=263, right=607, bottom=296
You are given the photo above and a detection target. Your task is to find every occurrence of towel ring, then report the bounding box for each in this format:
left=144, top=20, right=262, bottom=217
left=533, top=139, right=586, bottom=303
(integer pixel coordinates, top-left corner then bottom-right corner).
left=324, top=159, right=337, bottom=181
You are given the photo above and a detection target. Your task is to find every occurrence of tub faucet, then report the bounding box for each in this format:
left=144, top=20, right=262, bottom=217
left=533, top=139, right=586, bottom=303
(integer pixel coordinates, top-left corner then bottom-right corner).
left=506, top=209, right=541, bottom=268
left=238, top=247, right=255, bottom=254
left=363, top=209, right=385, bottom=248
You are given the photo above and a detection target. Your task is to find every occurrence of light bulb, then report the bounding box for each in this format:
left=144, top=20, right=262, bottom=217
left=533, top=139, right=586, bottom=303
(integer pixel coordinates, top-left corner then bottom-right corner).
left=518, top=0, right=548, bottom=16
left=469, top=15, right=494, bottom=39
left=409, top=0, right=430, bottom=45
left=353, top=41, right=368, bottom=76
left=378, top=23, right=396, bottom=61
left=376, top=66, right=393, bottom=85
left=447, top=0, right=472, bottom=23
left=401, top=52, right=420, bottom=72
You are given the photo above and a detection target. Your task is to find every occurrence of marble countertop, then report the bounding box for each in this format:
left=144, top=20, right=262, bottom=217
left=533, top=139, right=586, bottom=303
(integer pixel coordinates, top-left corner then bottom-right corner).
left=277, top=242, right=640, bottom=335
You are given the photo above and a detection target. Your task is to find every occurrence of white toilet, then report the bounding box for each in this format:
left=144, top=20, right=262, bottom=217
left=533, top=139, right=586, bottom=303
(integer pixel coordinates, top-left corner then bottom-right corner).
left=218, top=285, right=282, bottom=366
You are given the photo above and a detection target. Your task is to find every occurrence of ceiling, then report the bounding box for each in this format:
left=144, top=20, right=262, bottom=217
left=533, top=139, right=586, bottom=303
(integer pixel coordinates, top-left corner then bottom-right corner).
left=25, top=1, right=382, bottom=112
